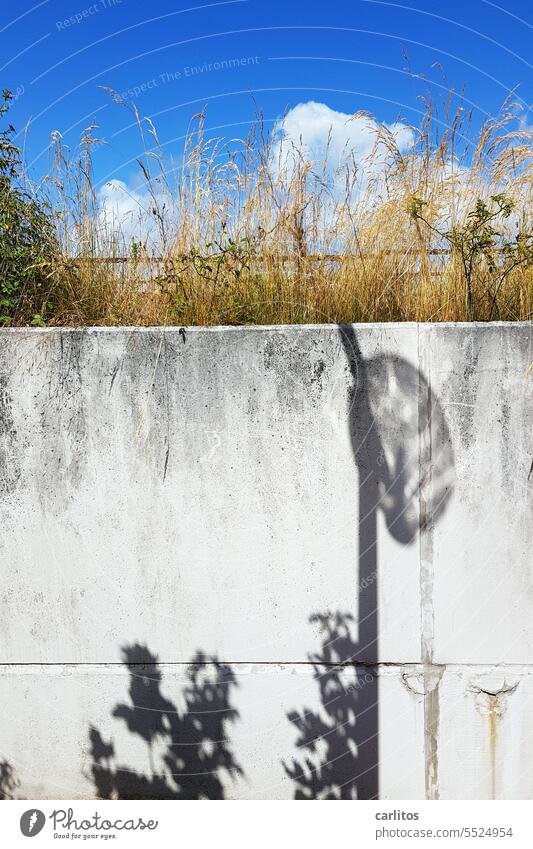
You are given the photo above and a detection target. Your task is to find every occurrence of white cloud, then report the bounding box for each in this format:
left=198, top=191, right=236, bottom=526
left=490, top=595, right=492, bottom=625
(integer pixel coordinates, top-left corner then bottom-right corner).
left=271, top=101, right=415, bottom=198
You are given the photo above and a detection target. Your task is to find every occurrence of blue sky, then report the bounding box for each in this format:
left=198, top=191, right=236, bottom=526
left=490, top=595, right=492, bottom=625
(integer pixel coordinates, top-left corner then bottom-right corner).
left=1, top=0, right=531, bottom=189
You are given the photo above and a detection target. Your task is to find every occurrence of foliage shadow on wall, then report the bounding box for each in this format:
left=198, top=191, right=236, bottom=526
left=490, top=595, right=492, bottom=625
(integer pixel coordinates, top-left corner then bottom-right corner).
left=89, top=643, right=243, bottom=799
left=0, top=760, right=18, bottom=800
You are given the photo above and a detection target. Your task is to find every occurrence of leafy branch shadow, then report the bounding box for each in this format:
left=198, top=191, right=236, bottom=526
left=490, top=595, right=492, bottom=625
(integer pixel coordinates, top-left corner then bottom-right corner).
left=284, top=612, right=378, bottom=799
left=0, top=759, right=18, bottom=800
left=89, top=643, right=243, bottom=799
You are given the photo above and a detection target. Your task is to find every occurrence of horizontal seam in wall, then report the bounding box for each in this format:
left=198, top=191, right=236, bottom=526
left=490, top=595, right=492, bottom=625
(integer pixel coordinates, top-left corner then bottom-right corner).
left=0, top=661, right=532, bottom=669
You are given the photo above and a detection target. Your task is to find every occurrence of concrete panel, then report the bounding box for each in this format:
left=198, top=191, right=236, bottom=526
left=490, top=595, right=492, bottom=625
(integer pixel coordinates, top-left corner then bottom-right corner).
left=436, top=666, right=533, bottom=799
left=0, top=326, right=422, bottom=665
left=0, top=662, right=423, bottom=800
left=426, top=325, right=533, bottom=664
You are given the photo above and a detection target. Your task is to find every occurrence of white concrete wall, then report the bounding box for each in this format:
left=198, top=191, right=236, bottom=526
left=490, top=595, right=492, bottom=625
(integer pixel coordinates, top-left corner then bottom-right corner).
left=0, top=324, right=531, bottom=799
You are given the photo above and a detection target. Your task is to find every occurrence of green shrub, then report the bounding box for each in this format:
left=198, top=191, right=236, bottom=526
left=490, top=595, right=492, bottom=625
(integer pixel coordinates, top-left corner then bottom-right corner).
left=0, top=89, right=57, bottom=325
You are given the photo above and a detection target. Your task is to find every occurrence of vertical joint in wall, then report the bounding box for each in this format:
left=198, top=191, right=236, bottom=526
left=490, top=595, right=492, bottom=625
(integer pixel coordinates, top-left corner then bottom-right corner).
left=418, top=325, right=441, bottom=799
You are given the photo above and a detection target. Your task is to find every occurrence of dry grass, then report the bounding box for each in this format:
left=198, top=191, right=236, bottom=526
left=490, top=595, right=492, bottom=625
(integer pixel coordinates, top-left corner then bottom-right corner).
left=38, top=94, right=533, bottom=326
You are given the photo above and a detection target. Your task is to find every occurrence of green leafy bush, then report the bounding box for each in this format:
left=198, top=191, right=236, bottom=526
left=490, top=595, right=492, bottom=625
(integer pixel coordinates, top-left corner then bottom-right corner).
left=0, top=90, right=57, bottom=325
left=409, top=193, right=533, bottom=321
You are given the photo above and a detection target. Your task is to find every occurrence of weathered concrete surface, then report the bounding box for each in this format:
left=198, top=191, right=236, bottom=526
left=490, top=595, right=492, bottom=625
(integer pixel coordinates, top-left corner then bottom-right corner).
left=0, top=324, right=531, bottom=800
left=0, top=325, right=422, bottom=664
left=427, top=325, right=533, bottom=664
left=0, top=663, right=425, bottom=800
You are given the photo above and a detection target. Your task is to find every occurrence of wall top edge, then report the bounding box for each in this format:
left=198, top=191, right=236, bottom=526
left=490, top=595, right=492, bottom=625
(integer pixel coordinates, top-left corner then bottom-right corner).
left=0, top=321, right=531, bottom=334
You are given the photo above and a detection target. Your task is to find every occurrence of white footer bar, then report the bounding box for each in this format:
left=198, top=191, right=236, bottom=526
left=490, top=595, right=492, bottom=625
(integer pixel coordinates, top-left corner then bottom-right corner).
left=2, top=799, right=531, bottom=847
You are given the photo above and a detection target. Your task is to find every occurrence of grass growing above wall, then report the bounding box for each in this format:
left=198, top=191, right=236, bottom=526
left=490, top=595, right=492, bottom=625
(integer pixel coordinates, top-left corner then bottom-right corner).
left=1, top=88, right=532, bottom=326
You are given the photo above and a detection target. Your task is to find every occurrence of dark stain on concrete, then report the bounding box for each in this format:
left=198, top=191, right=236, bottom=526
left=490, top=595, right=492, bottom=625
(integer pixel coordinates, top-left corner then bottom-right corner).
left=0, top=375, right=21, bottom=495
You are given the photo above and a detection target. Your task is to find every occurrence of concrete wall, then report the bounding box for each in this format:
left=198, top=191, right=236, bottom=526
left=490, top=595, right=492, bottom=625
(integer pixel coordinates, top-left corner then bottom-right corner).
left=0, top=324, right=531, bottom=800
